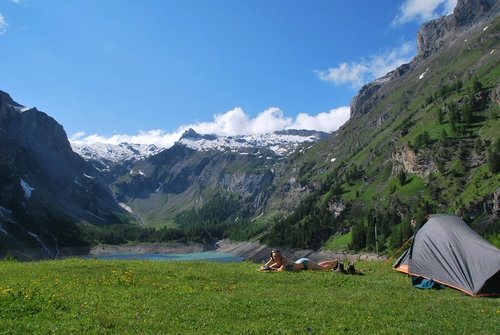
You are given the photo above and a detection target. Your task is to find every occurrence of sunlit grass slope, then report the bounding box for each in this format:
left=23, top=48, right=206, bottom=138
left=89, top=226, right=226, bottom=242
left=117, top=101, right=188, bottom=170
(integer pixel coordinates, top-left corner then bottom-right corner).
left=1, top=259, right=498, bottom=334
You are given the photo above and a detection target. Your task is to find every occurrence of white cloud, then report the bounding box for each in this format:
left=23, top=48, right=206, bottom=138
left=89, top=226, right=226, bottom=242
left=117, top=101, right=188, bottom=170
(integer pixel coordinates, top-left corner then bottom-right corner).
left=291, top=107, right=350, bottom=133
left=71, top=129, right=181, bottom=148
left=193, top=108, right=251, bottom=135
left=250, top=108, right=293, bottom=135
left=72, top=131, right=86, bottom=139
left=316, top=63, right=370, bottom=88
left=316, top=42, right=415, bottom=88
left=0, top=14, right=8, bottom=35
left=70, top=106, right=350, bottom=148
left=317, top=1, right=455, bottom=89
left=392, top=0, right=457, bottom=26
left=370, top=42, right=415, bottom=78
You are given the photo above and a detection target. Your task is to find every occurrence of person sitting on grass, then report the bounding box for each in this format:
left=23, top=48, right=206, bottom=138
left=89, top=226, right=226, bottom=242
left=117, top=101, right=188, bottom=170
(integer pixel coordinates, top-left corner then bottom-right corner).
left=259, top=250, right=340, bottom=272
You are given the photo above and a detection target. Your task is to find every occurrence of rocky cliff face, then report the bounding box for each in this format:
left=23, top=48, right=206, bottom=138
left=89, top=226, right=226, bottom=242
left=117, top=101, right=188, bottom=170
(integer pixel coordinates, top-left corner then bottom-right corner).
left=110, top=143, right=279, bottom=225
left=72, top=127, right=329, bottom=225
left=0, top=90, right=127, bottom=257
left=391, top=147, right=436, bottom=178
left=416, top=0, right=499, bottom=61
left=350, top=0, right=499, bottom=120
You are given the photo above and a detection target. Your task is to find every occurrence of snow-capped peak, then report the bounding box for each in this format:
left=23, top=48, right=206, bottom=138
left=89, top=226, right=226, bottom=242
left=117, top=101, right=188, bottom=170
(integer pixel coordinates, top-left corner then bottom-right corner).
left=72, top=129, right=329, bottom=167
left=71, top=142, right=163, bottom=166
left=177, top=128, right=329, bottom=156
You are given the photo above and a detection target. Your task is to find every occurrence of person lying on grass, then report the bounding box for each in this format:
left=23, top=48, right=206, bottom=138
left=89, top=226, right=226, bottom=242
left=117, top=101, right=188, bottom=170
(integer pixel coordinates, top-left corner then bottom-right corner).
left=259, top=250, right=339, bottom=272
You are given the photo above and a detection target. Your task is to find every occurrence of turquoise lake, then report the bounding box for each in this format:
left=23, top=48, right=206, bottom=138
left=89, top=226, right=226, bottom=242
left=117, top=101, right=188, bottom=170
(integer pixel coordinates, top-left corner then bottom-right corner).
left=85, top=251, right=243, bottom=263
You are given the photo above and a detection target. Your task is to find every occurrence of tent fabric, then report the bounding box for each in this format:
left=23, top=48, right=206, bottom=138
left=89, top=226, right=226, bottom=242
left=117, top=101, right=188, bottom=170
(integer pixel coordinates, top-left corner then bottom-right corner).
left=393, top=214, right=500, bottom=296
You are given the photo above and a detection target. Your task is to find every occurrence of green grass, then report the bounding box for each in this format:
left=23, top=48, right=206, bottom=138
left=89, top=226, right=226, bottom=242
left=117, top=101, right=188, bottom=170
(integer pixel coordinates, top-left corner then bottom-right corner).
left=1, top=259, right=498, bottom=334
left=324, top=232, right=351, bottom=251
left=461, top=165, right=500, bottom=206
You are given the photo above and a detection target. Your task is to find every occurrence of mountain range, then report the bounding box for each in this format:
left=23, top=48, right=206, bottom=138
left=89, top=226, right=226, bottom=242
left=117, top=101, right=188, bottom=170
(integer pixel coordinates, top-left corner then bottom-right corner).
left=0, top=0, right=498, bottom=258
left=71, top=128, right=329, bottom=169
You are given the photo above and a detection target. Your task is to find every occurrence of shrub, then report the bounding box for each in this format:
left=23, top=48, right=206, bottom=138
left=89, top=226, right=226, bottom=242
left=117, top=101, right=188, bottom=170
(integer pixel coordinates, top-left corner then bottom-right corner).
left=487, top=139, right=500, bottom=173
left=398, top=170, right=407, bottom=186
left=449, top=159, right=465, bottom=177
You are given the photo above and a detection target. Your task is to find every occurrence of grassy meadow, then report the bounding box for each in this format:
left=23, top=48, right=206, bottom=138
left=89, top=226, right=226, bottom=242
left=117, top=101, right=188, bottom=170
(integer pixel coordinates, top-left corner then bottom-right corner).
left=0, top=258, right=498, bottom=334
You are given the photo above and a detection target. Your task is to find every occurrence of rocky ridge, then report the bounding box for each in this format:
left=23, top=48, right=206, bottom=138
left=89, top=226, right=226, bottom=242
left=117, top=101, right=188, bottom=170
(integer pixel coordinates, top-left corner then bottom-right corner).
left=0, top=90, right=127, bottom=256
left=71, top=142, right=163, bottom=169
left=72, top=128, right=330, bottom=168
left=350, top=0, right=499, bottom=120
left=177, top=128, right=330, bottom=157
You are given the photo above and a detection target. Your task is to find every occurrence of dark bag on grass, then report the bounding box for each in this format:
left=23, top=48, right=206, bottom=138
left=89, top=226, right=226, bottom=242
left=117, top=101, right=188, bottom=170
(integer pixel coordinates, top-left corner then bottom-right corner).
left=412, top=276, right=445, bottom=290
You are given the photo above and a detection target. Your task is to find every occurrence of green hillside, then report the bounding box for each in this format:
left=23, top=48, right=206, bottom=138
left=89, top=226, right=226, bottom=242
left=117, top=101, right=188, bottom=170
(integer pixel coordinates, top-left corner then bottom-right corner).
left=257, top=16, right=500, bottom=252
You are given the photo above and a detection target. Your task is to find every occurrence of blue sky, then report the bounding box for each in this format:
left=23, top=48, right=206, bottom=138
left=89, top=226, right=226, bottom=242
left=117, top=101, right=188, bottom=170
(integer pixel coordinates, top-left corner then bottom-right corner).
left=0, top=0, right=457, bottom=147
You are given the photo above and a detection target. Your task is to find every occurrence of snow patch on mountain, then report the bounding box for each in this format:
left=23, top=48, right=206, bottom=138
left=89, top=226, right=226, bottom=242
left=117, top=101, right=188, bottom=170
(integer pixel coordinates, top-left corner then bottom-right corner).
left=177, top=129, right=329, bottom=156
left=20, top=179, right=35, bottom=199
left=72, top=129, right=330, bottom=164
left=71, top=142, right=163, bottom=166
left=419, top=68, right=429, bottom=80
left=118, top=203, right=134, bottom=214
left=0, top=206, right=12, bottom=235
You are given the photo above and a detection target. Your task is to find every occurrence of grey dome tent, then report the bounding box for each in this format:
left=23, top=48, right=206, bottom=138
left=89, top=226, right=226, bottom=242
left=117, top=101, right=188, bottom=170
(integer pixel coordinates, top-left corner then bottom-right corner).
left=393, top=214, right=500, bottom=297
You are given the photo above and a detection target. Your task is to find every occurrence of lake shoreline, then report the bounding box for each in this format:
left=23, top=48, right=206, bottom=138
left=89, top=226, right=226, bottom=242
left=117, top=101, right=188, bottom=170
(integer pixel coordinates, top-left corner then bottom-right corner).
left=215, top=239, right=386, bottom=263
left=90, top=240, right=387, bottom=263
left=3, top=240, right=386, bottom=263
left=89, top=241, right=215, bottom=255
